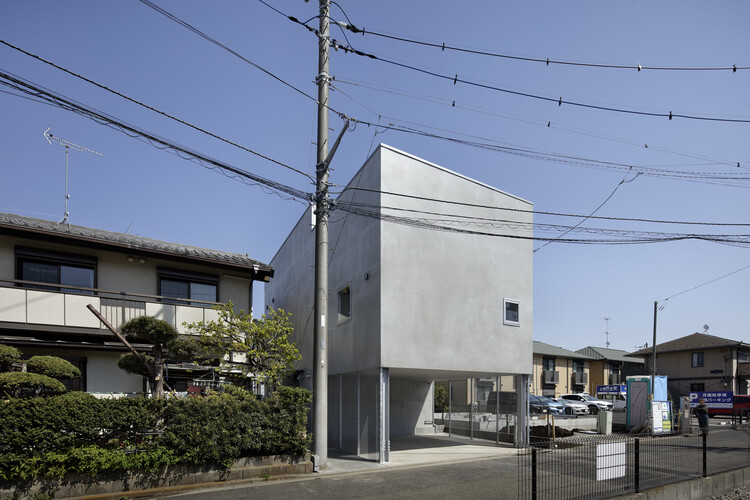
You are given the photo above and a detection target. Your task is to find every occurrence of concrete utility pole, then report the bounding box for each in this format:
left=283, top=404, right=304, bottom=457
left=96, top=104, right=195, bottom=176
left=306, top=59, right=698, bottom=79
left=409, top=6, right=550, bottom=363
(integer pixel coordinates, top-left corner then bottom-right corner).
left=313, top=0, right=331, bottom=469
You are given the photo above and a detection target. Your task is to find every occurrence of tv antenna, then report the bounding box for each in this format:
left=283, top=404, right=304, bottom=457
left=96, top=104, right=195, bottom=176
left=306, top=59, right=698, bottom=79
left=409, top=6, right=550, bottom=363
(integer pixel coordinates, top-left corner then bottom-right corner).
left=604, top=317, right=611, bottom=348
left=44, top=127, right=102, bottom=225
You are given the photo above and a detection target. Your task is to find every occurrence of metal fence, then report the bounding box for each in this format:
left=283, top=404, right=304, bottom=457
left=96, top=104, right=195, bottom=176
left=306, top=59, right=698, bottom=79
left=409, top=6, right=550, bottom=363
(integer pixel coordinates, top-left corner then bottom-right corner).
left=517, top=426, right=750, bottom=499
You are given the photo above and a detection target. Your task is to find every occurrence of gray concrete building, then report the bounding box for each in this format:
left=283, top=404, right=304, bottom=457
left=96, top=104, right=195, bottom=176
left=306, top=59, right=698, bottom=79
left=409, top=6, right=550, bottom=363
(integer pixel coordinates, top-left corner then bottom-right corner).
left=266, top=145, right=533, bottom=462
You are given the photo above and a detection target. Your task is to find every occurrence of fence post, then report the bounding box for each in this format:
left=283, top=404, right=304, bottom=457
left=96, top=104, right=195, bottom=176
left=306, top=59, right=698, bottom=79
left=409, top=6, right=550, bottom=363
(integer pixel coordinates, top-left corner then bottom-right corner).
left=703, top=432, right=707, bottom=478
left=634, top=438, right=640, bottom=493
left=532, top=447, right=537, bottom=500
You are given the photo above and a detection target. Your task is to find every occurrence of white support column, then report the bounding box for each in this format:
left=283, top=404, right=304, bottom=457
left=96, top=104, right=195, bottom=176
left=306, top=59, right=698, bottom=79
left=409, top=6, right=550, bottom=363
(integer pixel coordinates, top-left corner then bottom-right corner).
left=379, top=368, right=390, bottom=463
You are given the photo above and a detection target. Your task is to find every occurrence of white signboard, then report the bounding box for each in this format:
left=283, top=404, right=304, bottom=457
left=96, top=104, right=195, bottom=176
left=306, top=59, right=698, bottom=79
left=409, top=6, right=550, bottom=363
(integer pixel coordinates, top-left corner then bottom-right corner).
left=596, top=441, right=626, bottom=481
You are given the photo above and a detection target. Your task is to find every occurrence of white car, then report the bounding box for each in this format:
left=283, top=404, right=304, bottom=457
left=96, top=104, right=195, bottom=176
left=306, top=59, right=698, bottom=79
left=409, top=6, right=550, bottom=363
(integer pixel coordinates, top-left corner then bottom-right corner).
left=554, top=398, right=590, bottom=415
left=560, top=394, right=613, bottom=414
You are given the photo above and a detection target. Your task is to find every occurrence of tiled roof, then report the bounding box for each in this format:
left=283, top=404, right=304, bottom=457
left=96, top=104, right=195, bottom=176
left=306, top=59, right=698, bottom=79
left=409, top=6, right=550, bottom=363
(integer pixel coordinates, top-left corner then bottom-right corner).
left=577, top=346, right=644, bottom=364
left=534, top=341, right=595, bottom=360
left=627, top=333, right=746, bottom=357
left=0, top=212, right=272, bottom=275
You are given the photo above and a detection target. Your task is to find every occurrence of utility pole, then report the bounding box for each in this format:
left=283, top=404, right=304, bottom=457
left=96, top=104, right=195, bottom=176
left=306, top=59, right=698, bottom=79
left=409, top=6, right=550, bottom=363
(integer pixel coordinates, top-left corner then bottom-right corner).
left=313, top=0, right=331, bottom=469
left=651, top=301, right=658, bottom=397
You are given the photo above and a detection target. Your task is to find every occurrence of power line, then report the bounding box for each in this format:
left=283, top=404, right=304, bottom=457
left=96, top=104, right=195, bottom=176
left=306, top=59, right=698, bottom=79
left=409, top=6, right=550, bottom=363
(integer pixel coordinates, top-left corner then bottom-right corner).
left=332, top=77, right=746, bottom=170
left=0, top=40, right=314, bottom=181
left=266, top=4, right=750, bottom=124
left=662, top=263, right=750, bottom=303
left=333, top=43, right=750, bottom=124
left=138, top=0, right=318, bottom=107
left=333, top=117, right=750, bottom=186
left=335, top=22, right=750, bottom=73
left=0, top=69, right=311, bottom=203
left=336, top=203, right=750, bottom=246
left=334, top=188, right=750, bottom=227
left=533, top=171, right=638, bottom=253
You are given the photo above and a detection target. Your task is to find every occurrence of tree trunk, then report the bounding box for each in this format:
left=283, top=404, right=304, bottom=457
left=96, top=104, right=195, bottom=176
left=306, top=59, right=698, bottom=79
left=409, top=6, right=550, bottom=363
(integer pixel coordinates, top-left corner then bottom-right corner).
left=153, top=344, right=164, bottom=399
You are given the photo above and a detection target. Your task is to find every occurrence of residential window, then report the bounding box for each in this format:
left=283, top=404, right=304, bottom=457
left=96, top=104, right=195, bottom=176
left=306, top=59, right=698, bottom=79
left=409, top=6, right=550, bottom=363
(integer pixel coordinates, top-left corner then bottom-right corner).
left=572, top=360, right=584, bottom=373
left=692, top=352, right=704, bottom=368
left=337, top=284, right=351, bottom=324
left=691, top=383, right=705, bottom=392
left=158, top=268, right=218, bottom=305
left=15, top=247, right=96, bottom=294
left=503, top=298, right=520, bottom=326
left=543, top=357, right=556, bottom=371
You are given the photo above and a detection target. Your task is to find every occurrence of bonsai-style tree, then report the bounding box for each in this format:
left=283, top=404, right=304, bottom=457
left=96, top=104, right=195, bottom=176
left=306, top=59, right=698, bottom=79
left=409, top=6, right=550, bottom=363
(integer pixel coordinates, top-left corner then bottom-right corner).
left=118, top=316, right=200, bottom=398
left=0, top=345, right=81, bottom=398
left=185, top=303, right=300, bottom=388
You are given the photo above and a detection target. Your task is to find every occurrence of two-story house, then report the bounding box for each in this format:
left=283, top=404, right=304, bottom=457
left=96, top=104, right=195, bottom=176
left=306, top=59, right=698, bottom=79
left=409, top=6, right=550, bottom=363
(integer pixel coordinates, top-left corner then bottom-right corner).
left=0, top=212, right=272, bottom=395
left=576, top=346, right=646, bottom=388
left=266, top=144, right=534, bottom=461
left=531, top=341, right=594, bottom=397
left=627, top=333, right=750, bottom=396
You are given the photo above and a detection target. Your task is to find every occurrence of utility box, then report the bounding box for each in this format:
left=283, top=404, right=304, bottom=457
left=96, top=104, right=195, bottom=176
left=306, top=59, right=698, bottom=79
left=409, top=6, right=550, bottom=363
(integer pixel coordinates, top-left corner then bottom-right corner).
left=598, top=410, right=613, bottom=435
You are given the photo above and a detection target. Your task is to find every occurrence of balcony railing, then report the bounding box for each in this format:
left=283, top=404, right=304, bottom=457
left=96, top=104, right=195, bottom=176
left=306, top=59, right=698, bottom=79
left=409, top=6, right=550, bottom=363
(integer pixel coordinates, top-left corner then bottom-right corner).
left=0, top=278, right=220, bottom=333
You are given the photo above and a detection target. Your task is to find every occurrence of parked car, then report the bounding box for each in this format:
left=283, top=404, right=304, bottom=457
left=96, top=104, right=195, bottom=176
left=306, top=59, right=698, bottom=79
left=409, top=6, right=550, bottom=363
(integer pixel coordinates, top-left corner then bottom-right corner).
left=560, top=393, right=613, bottom=414
left=597, top=392, right=627, bottom=410
left=554, top=397, right=590, bottom=415
left=531, top=395, right=564, bottom=414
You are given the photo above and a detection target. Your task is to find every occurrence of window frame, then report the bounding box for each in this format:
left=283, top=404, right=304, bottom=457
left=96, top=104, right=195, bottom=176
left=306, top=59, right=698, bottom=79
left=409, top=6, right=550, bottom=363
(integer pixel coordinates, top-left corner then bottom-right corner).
left=690, top=382, right=705, bottom=392
left=157, top=267, right=219, bottom=305
left=503, top=298, right=520, bottom=327
left=337, top=283, right=352, bottom=325
left=15, top=246, right=97, bottom=294
left=691, top=352, right=704, bottom=368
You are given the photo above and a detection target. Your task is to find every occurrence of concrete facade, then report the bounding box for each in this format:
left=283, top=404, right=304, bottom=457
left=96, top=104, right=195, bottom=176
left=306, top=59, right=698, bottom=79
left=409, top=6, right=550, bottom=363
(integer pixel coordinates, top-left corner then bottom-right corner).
left=267, top=145, right=533, bottom=461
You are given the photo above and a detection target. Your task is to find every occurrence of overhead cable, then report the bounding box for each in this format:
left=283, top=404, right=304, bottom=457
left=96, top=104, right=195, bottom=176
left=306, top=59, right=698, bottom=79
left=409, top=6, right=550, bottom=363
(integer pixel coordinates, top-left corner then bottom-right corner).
left=0, top=69, right=311, bottom=202
left=265, top=3, right=750, bottom=124
left=0, top=40, right=314, bottom=181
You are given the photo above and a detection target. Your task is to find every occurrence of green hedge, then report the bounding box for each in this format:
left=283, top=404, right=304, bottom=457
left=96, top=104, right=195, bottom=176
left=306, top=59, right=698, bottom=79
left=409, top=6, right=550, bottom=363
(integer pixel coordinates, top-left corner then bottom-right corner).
left=0, top=387, right=311, bottom=480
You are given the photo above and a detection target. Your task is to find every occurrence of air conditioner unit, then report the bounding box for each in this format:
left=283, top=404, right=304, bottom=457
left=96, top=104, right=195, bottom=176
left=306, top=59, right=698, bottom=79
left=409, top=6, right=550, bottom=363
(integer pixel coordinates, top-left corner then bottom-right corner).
left=573, top=372, right=588, bottom=385
left=544, top=370, right=559, bottom=384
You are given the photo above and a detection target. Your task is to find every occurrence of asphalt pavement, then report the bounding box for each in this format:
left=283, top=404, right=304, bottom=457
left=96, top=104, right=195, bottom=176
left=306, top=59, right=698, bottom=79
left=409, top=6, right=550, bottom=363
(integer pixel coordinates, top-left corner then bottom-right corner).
left=163, top=434, right=521, bottom=500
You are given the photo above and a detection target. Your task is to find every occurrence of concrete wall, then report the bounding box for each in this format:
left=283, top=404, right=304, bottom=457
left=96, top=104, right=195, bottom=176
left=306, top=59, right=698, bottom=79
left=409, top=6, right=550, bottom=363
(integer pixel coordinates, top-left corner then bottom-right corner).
left=390, top=379, right=433, bottom=436
left=378, top=147, right=533, bottom=375
left=267, top=144, right=534, bottom=454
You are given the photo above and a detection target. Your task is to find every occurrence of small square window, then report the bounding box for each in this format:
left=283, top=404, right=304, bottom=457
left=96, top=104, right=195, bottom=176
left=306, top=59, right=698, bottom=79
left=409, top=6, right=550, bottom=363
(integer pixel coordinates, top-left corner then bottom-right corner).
left=337, top=285, right=351, bottom=324
left=503, top=299, right=520, bottom=326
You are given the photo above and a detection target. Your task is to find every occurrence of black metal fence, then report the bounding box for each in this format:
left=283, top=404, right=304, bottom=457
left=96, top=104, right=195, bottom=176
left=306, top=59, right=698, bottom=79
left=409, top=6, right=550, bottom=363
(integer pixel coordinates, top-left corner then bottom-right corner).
left=517, top=426, right=750, bottom=499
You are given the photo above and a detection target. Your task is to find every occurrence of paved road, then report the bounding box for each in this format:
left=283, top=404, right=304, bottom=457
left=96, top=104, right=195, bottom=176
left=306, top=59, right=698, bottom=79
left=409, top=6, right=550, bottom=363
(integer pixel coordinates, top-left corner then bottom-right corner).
left=166, top=455, right=520, bottom=500
left=160, top=419, right=747, bottom=500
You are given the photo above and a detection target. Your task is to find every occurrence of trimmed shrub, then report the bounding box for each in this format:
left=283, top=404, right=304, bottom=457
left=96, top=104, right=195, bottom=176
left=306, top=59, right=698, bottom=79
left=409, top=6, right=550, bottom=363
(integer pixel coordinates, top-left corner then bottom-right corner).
left=0, top=387, right=312, bottom=480
left=26, top=356, right=81, bottom=379
left=0, top=344, right=20, bottom=372
left=0, top=372, right=66, bottom=399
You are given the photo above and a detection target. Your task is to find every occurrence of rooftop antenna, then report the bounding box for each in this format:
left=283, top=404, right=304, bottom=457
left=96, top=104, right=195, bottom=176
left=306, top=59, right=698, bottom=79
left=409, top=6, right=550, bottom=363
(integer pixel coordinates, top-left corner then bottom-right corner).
left=604, top=317, right=611, bottom=348
left=44, top=127, right=102, bottom=225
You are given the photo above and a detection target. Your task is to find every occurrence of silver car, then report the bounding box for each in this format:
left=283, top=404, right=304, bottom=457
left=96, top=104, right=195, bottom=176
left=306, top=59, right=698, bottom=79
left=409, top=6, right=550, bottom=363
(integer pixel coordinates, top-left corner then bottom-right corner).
left=554, top=397, right=590, bottom=415
left=560, top=393, right=613, bottom=414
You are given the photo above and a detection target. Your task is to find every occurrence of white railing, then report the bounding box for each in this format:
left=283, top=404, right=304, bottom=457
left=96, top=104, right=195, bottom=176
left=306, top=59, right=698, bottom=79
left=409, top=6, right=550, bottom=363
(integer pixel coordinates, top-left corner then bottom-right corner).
left=0, top=279, right=219, bottom=333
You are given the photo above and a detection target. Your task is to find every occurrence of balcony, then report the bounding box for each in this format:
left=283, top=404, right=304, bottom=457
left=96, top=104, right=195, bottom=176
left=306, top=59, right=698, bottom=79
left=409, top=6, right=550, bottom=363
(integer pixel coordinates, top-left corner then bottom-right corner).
left=0, top=278, right=220, bottom=333
left=573, top=372, right=588, bottom=385
left=543, top=370, right=559, bottom=384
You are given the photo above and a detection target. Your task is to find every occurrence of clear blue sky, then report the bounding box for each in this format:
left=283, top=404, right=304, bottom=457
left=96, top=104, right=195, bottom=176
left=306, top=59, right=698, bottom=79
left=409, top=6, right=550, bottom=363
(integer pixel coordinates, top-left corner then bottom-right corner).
left=1, top=1, right=748, bottom=353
